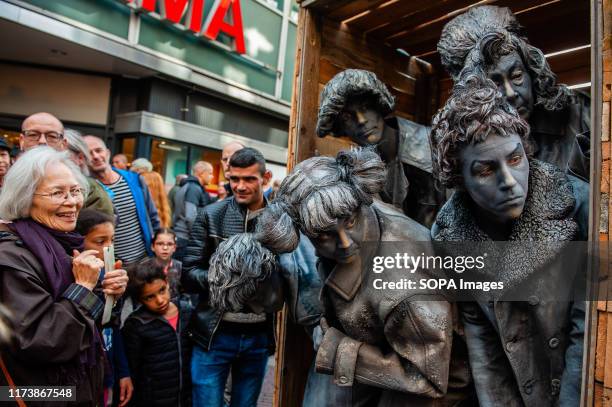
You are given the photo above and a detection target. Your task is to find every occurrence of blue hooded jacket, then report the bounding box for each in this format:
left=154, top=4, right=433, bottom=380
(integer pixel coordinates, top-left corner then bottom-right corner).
left=111, top=169, right=160, bottom=256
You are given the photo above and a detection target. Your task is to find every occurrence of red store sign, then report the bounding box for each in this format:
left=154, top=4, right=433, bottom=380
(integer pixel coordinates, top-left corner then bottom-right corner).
left=121, top=0, right=246, bottom=54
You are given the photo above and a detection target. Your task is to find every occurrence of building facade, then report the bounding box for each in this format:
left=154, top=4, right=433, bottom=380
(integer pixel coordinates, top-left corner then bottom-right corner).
left=0, top=0, right=298, bottom=186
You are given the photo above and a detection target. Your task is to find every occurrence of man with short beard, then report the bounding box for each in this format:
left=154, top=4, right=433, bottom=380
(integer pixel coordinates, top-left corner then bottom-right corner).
left=183, top=147, right=273, bottom=407
left=0, top=138, right=11, bottom=192
left=84, top=135, right=160, bottom=264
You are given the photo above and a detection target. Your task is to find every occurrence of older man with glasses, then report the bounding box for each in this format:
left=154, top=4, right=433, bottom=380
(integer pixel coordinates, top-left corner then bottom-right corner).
left=20, top=112, right=65, bottom=151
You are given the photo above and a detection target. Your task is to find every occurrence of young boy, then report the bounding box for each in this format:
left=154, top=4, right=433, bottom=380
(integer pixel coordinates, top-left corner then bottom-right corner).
left=122, top=257, right=193, bottom=407
left=76, top=208, right=133, bottom=407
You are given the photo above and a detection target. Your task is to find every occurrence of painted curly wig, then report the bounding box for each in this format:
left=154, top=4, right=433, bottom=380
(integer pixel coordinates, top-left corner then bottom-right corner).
left=429, top=76, right=532, bottom=189
left=438, top=5, right=574, bottom=111
left=316, top=69, right=395, bottom=138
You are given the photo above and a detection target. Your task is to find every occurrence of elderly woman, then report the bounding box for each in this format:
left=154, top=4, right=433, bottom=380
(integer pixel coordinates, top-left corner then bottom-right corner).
left=0, top=147, right=127, bottom=405
left=210, top=148, right=471, bottom=406
left=437, top=5, right=590, bottom=181
left=429, top=78, right=587, bottom=406
left=131, top=158, right=171, bottom=228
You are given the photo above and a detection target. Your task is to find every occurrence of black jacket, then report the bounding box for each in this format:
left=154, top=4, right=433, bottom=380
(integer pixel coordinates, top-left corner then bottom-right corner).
left=122, top=301, right=193, bottom=407
left=172, top=176, right=215, bottom=241
left=182, top=197, right=275, bottom=352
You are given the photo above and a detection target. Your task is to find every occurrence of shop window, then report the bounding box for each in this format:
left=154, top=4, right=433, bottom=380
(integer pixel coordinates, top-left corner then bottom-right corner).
left=189, top=146, right=222, bottom=195
left=1, top=130, right=20, bottom=152
left=117, top=137, right=136, bottom=165
left=151, top=139, right=188, bottom=189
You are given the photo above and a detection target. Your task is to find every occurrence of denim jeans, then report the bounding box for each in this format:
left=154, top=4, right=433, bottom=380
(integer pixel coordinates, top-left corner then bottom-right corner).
left=192, top=331, right=269, bottom=407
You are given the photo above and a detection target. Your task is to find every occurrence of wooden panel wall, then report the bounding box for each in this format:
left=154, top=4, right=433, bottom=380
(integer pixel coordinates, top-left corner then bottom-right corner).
left=290, top=12, right=429, bottom=163
left=591, top=0, right=611, bottom=405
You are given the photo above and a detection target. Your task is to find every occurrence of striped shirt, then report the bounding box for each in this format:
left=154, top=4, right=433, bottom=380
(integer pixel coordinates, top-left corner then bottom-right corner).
left=107, top=175, right=147, bottom=264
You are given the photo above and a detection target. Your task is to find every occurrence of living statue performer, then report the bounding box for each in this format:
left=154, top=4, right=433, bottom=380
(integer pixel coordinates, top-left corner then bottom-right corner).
left=429, top=77, right=586, bottom=407
left=438, top=5, right=590, bottom=181
left=316, top=69, right=445, bottom=227
left=210, top=148, right=472, bottom=406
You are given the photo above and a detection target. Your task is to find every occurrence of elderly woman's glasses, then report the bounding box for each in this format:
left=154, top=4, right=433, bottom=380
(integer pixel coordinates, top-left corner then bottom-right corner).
left=33, top=188, right=84, bottom=204
left=22, top=130, right=64, bottom=145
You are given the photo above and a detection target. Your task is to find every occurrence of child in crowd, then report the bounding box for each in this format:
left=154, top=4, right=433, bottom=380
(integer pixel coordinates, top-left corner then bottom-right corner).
left=151, top=228, right=183, bottom=301
left=122, top=258, right=193, bottom=407
left=75, top=209, right=133, bottom=407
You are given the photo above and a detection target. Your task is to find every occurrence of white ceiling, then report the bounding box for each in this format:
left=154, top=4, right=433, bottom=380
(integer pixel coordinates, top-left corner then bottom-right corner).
left=0, top=18, right=155, bottom=78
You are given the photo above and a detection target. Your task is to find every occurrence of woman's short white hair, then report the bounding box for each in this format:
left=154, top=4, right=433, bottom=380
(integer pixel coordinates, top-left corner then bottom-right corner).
left=131, top=158, right=153, bottom=172
left=0, top=147, right=89, bottom=221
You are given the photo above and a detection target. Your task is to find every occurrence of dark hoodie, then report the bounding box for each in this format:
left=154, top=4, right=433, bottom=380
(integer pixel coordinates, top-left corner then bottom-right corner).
left=172, top=175, right=214, bottom=241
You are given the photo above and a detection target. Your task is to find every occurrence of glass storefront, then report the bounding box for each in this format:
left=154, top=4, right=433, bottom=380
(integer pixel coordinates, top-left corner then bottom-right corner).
left=1, top=130, right=20, bottom=152
left=149, top=138, right=223, bottom=195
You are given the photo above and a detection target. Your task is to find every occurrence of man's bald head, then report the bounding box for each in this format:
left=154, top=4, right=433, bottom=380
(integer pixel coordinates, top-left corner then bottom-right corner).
left=20, top=112, right=65, bottom=151
left=84, top=135, right=111, bottom=175
left=193, top=161, right=214, bottom=186
left=221, top=141, right=245, bottom=175
left=112, top=153, right=129, bottom=170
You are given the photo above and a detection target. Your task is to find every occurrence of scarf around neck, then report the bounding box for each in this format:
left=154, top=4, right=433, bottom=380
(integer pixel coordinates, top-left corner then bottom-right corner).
left=9, top=218, right=84, bottom=299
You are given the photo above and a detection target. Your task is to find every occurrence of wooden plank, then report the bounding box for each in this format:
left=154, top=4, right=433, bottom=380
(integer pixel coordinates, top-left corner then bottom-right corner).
left=348, top=0, right=467, bottom=35
left=604, top=102, right=611, bottom=143
left=547, top=47, right=591, bottom=77
left=604, top=387, right=612, bottom=407
left=291, top=8, right=322, bottom=163
left=298, top=0, right=354, bottom=13
left=383, top=0, right=541, bottom=45
left=276, top=7, right=321, bottom=406
left=603, top=312, right=612, bottom=388
left=597, top=312, right=608, bottom=383
left=595, top=381, right=604, bottom=407
left=388, top=0, right=587, bottom=56
left=319, top=20, right=415, bottom=89
left=327, top=0, right=390, bottom=22
left=317, top=19, right=418, bottom=122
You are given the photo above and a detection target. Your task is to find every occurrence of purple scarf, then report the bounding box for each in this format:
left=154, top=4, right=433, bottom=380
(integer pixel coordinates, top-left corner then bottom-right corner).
left=10, top=219, right=103, bottom=371
left=10, top=218, right=84, bottom=299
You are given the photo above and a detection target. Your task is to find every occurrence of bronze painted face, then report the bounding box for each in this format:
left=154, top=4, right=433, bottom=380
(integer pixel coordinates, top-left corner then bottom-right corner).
left=460, top=132, right=529, bottom=224
left=486, top=52, right=534, bottom=120
left=337, top=96, right=385, bottom=146
left=310, top=206, right=376, bottom=264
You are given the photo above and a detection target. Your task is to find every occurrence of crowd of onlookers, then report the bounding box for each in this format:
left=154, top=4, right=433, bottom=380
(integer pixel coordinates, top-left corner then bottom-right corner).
left=0, top=111, right=280, bottom=406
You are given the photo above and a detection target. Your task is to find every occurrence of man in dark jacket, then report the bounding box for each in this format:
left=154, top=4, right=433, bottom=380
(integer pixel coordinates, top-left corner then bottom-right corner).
left=173, top=161, right=215, bottom=261
left=183, top=147, right=273, bottom=407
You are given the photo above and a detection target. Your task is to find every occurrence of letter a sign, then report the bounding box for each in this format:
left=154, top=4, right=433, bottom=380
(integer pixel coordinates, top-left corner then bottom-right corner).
left=123, top=0, right=246, bottom=54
